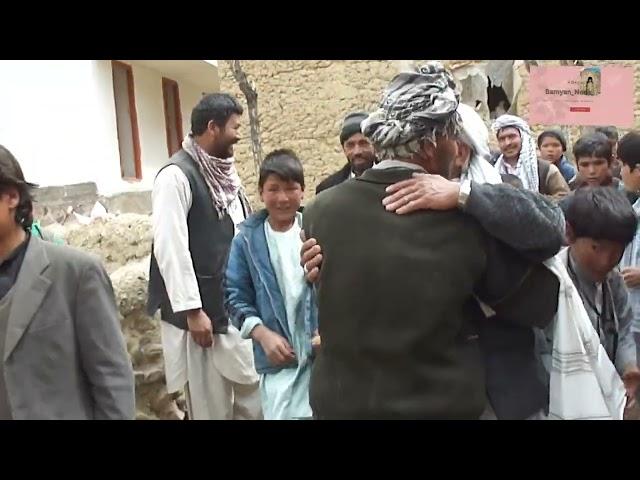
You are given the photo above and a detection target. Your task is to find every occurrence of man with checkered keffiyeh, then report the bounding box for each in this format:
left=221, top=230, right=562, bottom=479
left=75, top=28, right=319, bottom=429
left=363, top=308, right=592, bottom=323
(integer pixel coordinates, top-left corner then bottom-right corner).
left=492, top=114, right=570, bottom=201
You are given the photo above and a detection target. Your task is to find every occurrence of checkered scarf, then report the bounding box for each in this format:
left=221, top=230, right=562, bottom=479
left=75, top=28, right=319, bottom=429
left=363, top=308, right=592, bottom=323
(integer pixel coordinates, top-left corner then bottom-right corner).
left=182, top=134, right=242, bottom=219
left=362, top=62, right=461, bottom=160
left=492, top=115, right=540, bottom=192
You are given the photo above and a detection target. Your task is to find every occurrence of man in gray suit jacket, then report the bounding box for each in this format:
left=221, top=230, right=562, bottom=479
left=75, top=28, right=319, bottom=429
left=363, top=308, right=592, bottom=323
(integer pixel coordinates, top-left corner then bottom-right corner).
left=0, top=145, right=135, bottom=420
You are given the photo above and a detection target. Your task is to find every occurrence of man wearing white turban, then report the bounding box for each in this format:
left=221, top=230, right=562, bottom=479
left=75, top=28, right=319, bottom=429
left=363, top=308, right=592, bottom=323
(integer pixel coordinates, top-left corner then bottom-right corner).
left=492, top=114, right=570, bottom=200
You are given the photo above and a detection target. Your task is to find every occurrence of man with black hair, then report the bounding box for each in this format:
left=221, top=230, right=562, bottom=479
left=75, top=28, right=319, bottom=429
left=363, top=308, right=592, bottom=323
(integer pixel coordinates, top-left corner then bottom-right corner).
left=148, top=93, right=262, bottom=420
left=542, top=187, right=640, bottom=411
left=315, top=112, right=377, bottom=194
left=0, top=145, right=134, bottom=419
left=594, top=125, right=622, bottom=179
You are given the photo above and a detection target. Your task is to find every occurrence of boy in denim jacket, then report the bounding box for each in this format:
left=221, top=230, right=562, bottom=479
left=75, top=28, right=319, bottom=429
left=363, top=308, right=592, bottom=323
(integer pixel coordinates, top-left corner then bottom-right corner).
left=225, top=149, right=318, bottom=419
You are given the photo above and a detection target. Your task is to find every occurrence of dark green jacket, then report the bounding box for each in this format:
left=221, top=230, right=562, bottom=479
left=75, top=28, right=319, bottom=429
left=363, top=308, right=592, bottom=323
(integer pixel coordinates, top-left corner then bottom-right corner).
left=303, top=167, right=558, bottom=420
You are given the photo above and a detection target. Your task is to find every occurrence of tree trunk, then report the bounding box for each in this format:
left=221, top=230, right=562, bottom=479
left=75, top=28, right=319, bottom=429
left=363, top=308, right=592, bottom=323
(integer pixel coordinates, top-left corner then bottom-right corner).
left=227, top=60, right=263, bottom=176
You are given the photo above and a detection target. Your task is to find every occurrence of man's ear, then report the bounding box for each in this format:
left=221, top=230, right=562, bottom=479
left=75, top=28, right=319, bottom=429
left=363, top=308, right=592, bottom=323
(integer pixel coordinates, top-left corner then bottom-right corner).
left=207, top=120, right=220, bottom=136
left=419, top=139, right=436, bottom=158
left=1, top=187, right=20, bottom=210
left=456, top=142, right=471, bottom=170
left=415, top=140, right=438, bottom=172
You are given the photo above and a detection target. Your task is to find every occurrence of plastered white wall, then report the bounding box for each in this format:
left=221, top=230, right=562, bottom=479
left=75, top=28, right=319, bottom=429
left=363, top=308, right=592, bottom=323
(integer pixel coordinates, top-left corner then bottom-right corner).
left=0, top=60, right=215, bottom=196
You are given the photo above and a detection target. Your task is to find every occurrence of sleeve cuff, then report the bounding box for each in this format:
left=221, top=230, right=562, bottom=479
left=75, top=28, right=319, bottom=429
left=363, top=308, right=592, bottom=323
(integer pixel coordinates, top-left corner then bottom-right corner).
left=240, top=316, right=263, bottom=339
left=172, top=300, right=203, bottom=314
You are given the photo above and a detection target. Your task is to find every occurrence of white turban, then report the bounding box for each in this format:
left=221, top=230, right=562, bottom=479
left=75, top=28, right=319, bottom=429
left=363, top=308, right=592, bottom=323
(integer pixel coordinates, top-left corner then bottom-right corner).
left=457, top=103, right=501, bottom=185
left=491, top=114, right=540, bottom=192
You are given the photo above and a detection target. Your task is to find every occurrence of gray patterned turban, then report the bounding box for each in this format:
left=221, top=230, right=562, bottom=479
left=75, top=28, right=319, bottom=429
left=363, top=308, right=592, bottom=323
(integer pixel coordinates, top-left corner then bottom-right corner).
left=361, top=62, right=462, bottom=161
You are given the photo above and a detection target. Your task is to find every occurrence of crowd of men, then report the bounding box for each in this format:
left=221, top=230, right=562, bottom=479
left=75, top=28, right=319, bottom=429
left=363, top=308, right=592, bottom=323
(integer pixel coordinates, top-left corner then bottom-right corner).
left=0, top=61, right=639, bottom=419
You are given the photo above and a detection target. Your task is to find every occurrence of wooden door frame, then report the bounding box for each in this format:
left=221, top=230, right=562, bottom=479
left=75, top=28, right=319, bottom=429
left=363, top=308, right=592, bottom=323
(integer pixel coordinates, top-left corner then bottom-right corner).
left=112, top=60, right=142, bottom=180
left=162, top=77, right=184, bottom=156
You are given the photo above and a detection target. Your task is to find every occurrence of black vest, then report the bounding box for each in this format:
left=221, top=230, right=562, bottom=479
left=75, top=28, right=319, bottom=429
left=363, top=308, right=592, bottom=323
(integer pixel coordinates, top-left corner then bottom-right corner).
left=146, top=149, right=249, bottom=333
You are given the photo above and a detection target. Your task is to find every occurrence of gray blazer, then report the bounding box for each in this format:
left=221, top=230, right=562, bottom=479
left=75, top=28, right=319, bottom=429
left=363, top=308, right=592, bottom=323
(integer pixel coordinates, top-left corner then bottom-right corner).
left=3, top=236, right=135, bottom=420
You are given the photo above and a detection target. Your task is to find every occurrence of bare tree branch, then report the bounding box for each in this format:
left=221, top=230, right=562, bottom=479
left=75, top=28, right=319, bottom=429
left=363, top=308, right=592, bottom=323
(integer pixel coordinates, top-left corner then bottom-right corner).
left=227, top=60, right=263, bottom=176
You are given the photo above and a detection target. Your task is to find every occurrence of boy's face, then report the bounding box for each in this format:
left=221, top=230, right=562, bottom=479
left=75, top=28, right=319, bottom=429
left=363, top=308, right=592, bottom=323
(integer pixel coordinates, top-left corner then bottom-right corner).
left=576, top=155, right=611, bottom=187
left=260, top=174, right=304, bottom=224
left=570, top=237, right=625, bottom=283
left=539, top=136, right=564, bottom=163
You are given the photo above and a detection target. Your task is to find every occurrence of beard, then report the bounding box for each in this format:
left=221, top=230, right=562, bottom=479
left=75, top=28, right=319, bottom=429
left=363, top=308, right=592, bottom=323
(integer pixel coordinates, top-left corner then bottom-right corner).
left=349, top=152, right=376, bottom=175
left=213, top=140, right=236, bottom=159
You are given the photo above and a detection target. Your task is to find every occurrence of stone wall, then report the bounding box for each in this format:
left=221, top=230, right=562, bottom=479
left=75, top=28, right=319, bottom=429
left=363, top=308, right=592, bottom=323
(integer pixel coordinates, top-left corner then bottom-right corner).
left=34, top=183, right=152, bottom=226
left=218, top=61, right=400, bottom=205
left=62, top=215, right=184, bottom=420
left=219, top=60, right=640, bottom=202
left=33, top=182, right=99, bottom=224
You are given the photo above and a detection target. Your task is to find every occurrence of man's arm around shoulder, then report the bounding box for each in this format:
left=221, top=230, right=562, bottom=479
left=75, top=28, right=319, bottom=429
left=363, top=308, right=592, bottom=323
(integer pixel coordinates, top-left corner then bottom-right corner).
left=465, top=181, right=565, bottom=262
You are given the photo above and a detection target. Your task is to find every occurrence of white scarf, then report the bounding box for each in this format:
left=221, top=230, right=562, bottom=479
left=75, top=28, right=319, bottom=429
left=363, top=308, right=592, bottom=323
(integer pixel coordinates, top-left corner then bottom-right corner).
left=463, top=108, right=625, bottom=419
left=457, top=103, right=502, bottom=185
left=545, top=249, right=626, bottom=420
left=492, top=115, right=540, bottom=192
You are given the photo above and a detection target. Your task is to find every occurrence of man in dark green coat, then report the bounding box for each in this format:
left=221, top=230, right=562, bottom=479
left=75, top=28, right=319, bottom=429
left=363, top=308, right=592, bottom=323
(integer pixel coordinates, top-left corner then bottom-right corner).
left=303, top=62, right=559, bottom=420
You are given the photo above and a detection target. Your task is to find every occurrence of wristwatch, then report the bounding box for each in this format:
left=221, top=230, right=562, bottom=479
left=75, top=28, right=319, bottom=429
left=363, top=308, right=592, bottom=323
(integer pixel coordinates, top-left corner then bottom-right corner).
left=458, top=179, right=472, bottom=210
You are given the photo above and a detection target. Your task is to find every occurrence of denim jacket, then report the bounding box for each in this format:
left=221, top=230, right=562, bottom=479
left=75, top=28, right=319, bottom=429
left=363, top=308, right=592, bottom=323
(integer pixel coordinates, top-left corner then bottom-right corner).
left=224, top=209, right=318, bottom=375
left=556, top=155, right=577, bottom=184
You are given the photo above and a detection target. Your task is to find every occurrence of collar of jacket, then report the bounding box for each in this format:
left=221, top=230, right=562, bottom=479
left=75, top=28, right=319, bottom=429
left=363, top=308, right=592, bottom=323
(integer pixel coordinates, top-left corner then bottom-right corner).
left=238, top=207, right=304, bottom=232
left=357, top=166, right=425, bottom=185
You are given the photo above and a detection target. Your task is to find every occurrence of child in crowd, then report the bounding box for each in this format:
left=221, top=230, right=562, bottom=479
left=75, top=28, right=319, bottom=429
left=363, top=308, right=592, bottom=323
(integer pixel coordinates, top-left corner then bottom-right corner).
left=543, top=187, right=640, bottom=410
left=568, top=133, right=619, bottom=190
left=225, top=149, right=318, bottom=420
